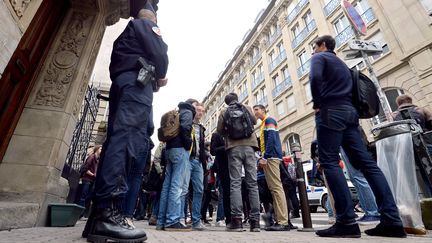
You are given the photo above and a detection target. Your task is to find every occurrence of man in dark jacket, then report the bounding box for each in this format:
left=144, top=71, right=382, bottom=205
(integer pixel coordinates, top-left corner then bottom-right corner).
left=157, top=99, right=195, bottom=232
left=310, top=35, right=405, bottom=238
left=84, top=6, right=168, bottom=242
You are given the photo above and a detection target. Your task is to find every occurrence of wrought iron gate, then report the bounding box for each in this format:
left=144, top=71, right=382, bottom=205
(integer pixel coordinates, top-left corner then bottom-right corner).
left=62, top=85, right=100, bottom=179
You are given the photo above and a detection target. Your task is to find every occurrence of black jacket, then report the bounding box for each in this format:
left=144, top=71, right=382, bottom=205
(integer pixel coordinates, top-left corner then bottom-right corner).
left=210, top=132, right=228, bottom=175
left=166, top=102, right=196, bottom=150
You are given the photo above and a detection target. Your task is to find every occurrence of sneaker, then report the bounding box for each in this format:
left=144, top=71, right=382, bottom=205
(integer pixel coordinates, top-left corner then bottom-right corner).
left=364, top=223, right=407, bottom=238
left=328, top=217, right=336, bottom=224
left=202, top=219, right=212, bottom=226
left=165, top=222, right=192, bottom=232
left=155, top=225, right=164, bottom=231
left=265, top=223, right=289, bottom=231
left=148, top=216, right=157, bottom=226
left=288, top=221, right=298, bottom=230
left=316, top=222, right=361, bottom=238
left=357, top=215, right=380, bottom=225
left=215, top=220, right=226, bottom=227
left=192, top=222, right=207, bottom=231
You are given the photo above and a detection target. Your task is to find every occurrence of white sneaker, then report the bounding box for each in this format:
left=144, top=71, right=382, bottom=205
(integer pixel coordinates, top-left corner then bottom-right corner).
left=215, top=220, right=226, bottom=227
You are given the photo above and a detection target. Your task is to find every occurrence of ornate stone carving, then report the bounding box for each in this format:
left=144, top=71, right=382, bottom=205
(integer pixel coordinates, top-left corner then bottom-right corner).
left=10, top=0, right=31, bottom=17
left=105, top=0, right=130, bottom=26
left=33, top=12, right=95, bottom=108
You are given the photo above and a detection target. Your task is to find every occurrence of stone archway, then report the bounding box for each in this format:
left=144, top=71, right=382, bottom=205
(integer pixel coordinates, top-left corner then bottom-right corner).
left=0, top=0, right=156, bottom=229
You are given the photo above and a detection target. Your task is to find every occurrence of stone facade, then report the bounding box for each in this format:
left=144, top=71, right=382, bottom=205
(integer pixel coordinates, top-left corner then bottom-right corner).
left=202, top=0, right=432, bottom=158
left=0, top=0, right=132, bottom=228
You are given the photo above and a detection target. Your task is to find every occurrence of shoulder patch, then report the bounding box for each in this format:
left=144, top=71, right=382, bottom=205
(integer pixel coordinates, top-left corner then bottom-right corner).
left=152, top=26, right=162, bottom=36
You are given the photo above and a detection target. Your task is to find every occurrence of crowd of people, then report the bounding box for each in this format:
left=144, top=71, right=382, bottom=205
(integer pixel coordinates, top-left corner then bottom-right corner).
left=74, top=2, right=432, bottom=242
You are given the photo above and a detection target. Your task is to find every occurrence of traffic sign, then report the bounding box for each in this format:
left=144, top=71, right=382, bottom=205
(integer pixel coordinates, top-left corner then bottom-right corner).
left=348, top=40, right=383, bottom=52
left=341, top=0, right=367, bottom=35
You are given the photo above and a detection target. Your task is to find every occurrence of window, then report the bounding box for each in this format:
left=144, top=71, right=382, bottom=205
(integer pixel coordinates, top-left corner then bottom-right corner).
left=282, top=66, right=290, bottom=80
left=372, top=88, right=405, bottom=124
left=277, top=102, right=285, bottom=117
left=252, top=71, right=257, bottom=82
left=355, top=0, right=371, bottom=14
left=305, top=82, right=312, bottom=101
left=420, top=0, right=432, bottom=15
left=259, top=64, right=264, bottom=74
left=277, top=42, right=285, bottom=54
left=333, top=15, right=350, bottom=34
left=240, top=64, right=245, bottom=74
left=303, top=11, right=313, bottom=25
left=285, top=133, right=301, bottom=155
left=255, top=87, right=267, bottom=104
left=272, top=74, right=281, bottom=87
left=287, top=95, right=296, bottom=112
left=253, top=47, right=260, bottom=57
left=298, top=50, right=309, bottom=66
left=292, top=24, right=301, bottom=37
left=368, top=31, right=390, bottom=60
left=269, top=51, right=276, bottom=62
left=287, top=1, right=296, bottom=14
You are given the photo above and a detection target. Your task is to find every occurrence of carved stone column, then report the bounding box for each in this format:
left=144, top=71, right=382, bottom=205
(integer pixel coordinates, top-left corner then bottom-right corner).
left=0, top=0, right=131, bottom=227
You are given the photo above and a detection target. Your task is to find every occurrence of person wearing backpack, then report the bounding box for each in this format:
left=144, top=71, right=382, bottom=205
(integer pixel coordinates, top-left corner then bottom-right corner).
left=310, top=35, right=405, bottom=238
left=216, top=92, right=261, bottom=232
left=392, top=94, right=432, bottom=132
left=157, top=99, right=196, bottom=232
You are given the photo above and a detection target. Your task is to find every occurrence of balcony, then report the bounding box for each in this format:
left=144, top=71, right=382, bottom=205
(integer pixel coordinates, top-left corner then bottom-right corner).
left=287, top=0, right=309, bottom=25
left=251, top=54, right=261, bottom=67
left=265, top=29, right=282, bottom=48
left=239, top=89, right=248, bottom=102
left=361, top=8, right=376, bottom=25
left=297, top=58, right=311, bottom=78
left=268, top=50, right=287, bottom=73
left=291, top=20, right=317, bottom=50
left=233, top=71, right=247, bottom=85
left=323, top=0, right=339, bottom=17
left=255, top=96, right=268, bottom=106
left=335, top=26, right=355, bottom=48
left=272, top=77, right=293, bottom=98
left=251, top=73, right=265, bottom=91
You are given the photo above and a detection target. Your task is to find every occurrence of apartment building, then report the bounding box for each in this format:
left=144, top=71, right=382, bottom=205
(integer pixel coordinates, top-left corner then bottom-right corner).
left=202, top=0, right=432, bottom=157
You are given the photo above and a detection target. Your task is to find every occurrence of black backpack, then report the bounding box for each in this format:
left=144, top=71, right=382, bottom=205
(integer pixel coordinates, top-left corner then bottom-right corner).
left=223, top=102, right=254, bottom=139
left=351, top=68, right=380, bottom=119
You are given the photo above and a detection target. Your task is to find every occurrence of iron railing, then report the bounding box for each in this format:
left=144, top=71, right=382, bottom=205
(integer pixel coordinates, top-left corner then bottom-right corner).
left=251, top=73, right=265, bottom=91
left=291, top=20, right=317, bottom=50
left=335, top=25, right=355, bottom=48
left=287, top=0, right=309, bottom=25
left=297, top=58, right=311, bottom=78
left=323, top=0, right=339, bottom=17
left=272, top=77, right=293, bottom=98
left=269, top=51, right=287, bottom=73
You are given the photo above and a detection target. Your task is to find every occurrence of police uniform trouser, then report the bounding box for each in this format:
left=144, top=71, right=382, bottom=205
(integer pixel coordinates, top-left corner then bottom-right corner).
left=94, top=70, right=153, bottom=208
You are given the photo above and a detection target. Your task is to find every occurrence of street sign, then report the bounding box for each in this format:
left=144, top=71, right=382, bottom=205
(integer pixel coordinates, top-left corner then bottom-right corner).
left=341, top=0, right=367, bottom=35
left=348, top=40, right=383, bottom=52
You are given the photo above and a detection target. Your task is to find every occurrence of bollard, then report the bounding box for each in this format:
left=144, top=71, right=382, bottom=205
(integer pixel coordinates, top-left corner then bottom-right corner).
left=291, top=142, right=314, bottom=232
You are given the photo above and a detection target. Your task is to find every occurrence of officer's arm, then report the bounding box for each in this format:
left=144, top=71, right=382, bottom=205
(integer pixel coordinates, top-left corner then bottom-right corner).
left=134, top=20, right=169, bottom=79
left=310, top=55, right=325, bottom=110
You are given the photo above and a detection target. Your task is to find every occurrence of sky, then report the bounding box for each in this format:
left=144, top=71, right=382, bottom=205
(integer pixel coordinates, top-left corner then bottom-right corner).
left=92, top=0, right=270, bottom=146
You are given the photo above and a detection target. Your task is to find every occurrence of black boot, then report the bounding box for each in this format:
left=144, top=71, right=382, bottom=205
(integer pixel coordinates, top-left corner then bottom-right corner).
left=316, top=222, right=361, bottom=238
left=249, top=219, right=260, bottom=232
left=288, top=220, right=298, bottom=230
left=227, top=217, right=243, bottom=232
left=87, top=207, right=147, bottom=243
left=82, top=205, right=96, bottom=238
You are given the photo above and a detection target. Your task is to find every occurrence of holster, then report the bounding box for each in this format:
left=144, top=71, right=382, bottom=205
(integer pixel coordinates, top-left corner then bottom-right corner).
left=136, top=57, right=156, bottom=88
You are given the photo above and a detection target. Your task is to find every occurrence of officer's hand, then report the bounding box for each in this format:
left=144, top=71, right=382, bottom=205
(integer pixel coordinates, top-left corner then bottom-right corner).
left=157, top=78, right=168, bottom=88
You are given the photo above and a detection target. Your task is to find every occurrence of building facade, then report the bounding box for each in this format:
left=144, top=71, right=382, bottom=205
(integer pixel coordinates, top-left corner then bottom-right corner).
left=0, top=0, right=157, bottom=229
left=202, top=0, right=432, bottom=158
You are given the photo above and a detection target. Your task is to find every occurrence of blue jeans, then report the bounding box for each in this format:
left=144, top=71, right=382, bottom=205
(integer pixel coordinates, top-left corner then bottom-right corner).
left=316, top=105, right=402, bottom=226
left=341, top=149, right=380, bottom=217
left=180, top=159, right=204, bottom=225
left=157, top=147, right=189, bottom=227
left=78, top=180, right=94, bottom=208
left=216, top=179, right=224, bottom=221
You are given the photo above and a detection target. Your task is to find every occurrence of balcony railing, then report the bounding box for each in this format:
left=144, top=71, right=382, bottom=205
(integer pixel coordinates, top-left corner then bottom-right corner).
left=287, top=0, right=309, bottom=25
left=335, top=25, right=355, bottom=48
left=251, top=73, right=265, bottom=90
left=265, top=29, right=282, bottom=48
left=251, top=54, right=261, bottom=67
left=239, top=89, right=248, bottom=102
left=268, top=50, right=287, bottom=73
left=297, top=58, right=311, bottom=78
left=361, top=8, right=376, bottom=25
left=233, top=71, right=246, bottom=85
left=291, top=20, right=317, bottom=49
left=323, top=0, right=339, bottom=17
left=256, top=96, right=268, bottom=106
left=272, top=77, right=293, bottom=98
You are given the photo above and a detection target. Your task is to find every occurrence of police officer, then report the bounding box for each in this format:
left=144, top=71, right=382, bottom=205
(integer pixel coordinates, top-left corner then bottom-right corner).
left=83, top=5, right=168, bottom=243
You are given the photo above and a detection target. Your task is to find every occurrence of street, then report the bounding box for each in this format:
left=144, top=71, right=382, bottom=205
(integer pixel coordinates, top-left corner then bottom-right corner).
left=0, top=210, right=430, bottom=243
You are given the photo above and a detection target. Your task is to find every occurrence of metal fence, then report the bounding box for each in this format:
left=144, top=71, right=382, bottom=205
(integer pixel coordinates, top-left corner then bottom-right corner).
left=62, top=85, right=100, bottom=178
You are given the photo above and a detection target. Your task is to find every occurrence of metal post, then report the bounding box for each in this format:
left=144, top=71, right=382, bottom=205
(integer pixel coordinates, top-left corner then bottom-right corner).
left=291, top=142, right=314, bottom=232
left=353, top=29, right=393, bottom=122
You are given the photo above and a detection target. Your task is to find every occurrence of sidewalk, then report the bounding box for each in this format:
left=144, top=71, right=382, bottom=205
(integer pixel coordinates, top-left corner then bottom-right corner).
left=0, top=217, right=430, bottom=243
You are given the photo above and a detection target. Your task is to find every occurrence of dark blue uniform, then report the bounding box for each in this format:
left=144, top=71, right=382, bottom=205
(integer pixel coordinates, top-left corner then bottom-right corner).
left=93, top=18, right=168, bottom=209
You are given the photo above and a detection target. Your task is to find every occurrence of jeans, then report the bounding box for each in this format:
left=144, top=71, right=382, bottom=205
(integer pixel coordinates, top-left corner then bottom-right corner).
left=228, top=146, right=260, bottom=222
left=316, top=105, right=402, bottom=226
left=151, top=191, right=160, bottom=217
left=341, top=149, right=380, bottom=217
left=180, top=159, right=204, bottom=225
left=78, top=180, right=94, bottom=208
left=216, top=180, right=224, bottom=221
left=157, top=147, right=189, bottom=227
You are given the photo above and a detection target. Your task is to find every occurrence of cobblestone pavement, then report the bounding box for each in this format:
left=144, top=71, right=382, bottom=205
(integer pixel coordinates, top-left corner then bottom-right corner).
left=0, top=214, right=430, bottom=243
